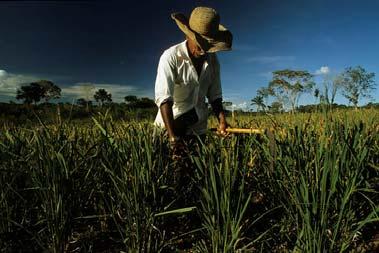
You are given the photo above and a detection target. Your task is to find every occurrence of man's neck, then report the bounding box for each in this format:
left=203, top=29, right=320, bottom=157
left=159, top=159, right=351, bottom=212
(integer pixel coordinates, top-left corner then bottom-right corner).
left=186, top=41, right=206, bottom=62
left=185, top=40, right=207, bottom=78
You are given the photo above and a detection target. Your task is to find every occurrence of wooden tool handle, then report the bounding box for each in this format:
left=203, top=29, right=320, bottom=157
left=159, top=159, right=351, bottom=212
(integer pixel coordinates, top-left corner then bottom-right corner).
left=210, top=128, right=264, bottom=134
left=226, top=128, right=264, bottom=134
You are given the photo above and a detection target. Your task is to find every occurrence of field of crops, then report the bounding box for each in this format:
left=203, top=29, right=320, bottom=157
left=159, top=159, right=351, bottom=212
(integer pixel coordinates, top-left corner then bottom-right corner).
left=1, top=109, right=378, bottom=252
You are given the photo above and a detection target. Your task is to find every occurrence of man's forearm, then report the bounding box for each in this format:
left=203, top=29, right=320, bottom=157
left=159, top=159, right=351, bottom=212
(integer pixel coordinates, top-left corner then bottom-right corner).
left=217, top=110, right=227, bottom=124
left=160, top=101, right=176, bottom=139
left=210, top=98, right=225, bottom=122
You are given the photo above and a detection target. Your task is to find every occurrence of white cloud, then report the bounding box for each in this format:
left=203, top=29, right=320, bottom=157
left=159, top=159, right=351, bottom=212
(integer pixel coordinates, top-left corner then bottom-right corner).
left=315, top=66, right=330, bottom=75
left=230, top=101, right=250, bottom=111
left=0, top=69, right=7, bottom=78
left=0, top=70, right=41, bottom=96
left=247, top=55, right=295, bottom=64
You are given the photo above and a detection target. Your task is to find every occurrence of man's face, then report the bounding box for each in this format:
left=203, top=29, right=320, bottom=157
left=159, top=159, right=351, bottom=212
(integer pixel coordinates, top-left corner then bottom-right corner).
left=187, top=37, right=206, bottom=59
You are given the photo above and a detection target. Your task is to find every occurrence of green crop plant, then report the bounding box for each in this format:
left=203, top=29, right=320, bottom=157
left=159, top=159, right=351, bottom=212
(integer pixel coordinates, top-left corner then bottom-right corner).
left=0, top=108, right=378, bottom=252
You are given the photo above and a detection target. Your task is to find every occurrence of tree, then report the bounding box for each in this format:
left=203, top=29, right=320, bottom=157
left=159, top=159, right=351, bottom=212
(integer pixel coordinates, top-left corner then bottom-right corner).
left=124, top=95, right=138, bottom=103
left=94, top=89, right=112, bottom=107
left=124, top=95, right=139, bottom=107
left=79, top=83, right=95, bottom=111
left=269, top=69, right=315, bottom=113
left=269, top=101, right=283, bottom=113
left=251, top=95, right=265, bottom=112
left=339, top=66, right=376, bottom=109
left=124, top=96, right=156, bottom=109
left=257, top=87, right=273, bottom=106
left=317, top=72, right=343, bottom=109
left=37, top=80, right=61, bottom=103
left=76, top=98, right=92, bottom=107
left=364, top=102, right=379, bottom=109
left=314, top=88, right=320, bottom=100
left=16, top=82, right=45, bottom=104
left=328, top=75, right=343, bottom=107
left=135, top=97, right=155, bottom=108
left=79, top=83, right=95, bottom=100
left=16, top=80, right=61, bottom=104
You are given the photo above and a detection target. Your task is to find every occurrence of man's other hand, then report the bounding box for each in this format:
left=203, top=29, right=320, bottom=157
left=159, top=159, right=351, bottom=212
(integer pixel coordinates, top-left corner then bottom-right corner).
left=170, top=136, right=186, bottom=160
left=218, top=121, right=229, bottom=137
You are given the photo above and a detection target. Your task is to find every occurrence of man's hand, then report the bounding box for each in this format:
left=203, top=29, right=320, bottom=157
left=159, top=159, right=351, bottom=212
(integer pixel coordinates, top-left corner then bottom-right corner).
left=218, top=120, right=229, bottom=137
left=169, top=136, right=186, bottom=160
left=210, top=98, right=229, bottom=137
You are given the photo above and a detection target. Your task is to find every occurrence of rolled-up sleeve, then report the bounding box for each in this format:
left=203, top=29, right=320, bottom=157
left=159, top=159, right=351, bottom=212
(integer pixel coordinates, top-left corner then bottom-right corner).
left=206, top=54, right=222, bottom=103
left=155, top=51, right=176, bottom=107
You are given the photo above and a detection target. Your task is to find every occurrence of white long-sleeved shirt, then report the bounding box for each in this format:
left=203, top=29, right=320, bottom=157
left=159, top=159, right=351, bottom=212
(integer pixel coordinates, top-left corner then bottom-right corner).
left=154, top=40, right=222, bottom=135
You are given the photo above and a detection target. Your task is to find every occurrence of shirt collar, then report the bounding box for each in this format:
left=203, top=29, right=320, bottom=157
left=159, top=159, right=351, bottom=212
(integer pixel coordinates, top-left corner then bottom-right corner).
left=180, top=40, right=190, bottom=60
left=178, top=40, right=209, bottom=63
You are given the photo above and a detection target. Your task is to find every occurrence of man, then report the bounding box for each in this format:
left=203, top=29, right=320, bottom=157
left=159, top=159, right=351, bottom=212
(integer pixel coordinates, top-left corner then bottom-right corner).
left=154, top=6, right=232, bottom=149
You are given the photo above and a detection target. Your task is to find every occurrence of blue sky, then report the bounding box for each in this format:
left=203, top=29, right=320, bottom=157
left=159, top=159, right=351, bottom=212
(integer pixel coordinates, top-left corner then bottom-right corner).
left=0, top=0, right=378, bottom=109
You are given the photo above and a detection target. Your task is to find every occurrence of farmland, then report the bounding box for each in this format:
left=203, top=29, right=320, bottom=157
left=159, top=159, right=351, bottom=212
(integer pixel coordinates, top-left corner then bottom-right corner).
left=0, top=108, right=378, bottom=252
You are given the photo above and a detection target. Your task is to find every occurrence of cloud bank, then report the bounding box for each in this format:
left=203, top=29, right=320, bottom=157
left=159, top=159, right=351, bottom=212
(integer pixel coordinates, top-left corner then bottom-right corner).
left=0, top=70, right=42, bottom=96
left=0, top=69, right=152, bottom=103
left=62, top=83, right=152, bottom=102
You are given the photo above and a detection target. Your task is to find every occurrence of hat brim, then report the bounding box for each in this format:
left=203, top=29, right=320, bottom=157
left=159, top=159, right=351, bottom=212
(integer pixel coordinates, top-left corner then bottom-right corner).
left=171, top=13, right=233, bottom=53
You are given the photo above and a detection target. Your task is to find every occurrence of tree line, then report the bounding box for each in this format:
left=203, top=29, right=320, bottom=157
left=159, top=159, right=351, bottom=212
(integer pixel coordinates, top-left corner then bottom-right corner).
left=11, top=65, right=378, bottom=114
left=249, top=66, right=376, bottom=113
left=14, top=81, right=155, bottom=109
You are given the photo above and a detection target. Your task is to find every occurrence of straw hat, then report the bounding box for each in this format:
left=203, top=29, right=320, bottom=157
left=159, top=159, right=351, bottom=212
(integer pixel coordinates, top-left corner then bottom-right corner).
left=171, top=7, right=233, bottom=53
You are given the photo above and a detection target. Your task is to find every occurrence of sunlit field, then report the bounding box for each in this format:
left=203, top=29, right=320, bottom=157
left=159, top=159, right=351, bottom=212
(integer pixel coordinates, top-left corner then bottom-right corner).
left=1, top=109, right=378, bottom=252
